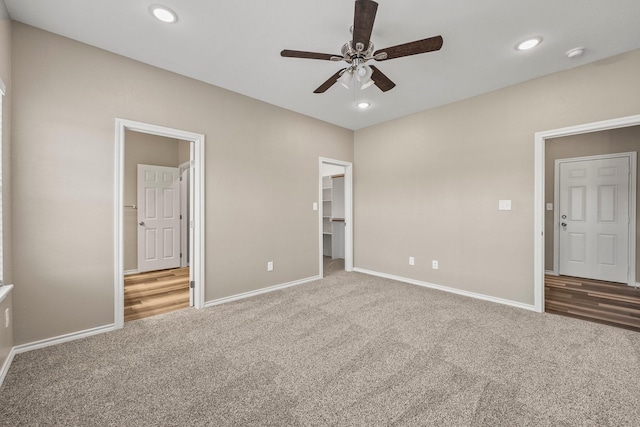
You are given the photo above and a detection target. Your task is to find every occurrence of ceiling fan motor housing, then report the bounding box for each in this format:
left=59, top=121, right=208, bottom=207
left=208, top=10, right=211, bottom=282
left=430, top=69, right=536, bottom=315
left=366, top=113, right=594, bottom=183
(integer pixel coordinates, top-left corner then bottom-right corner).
left=341, top=41, right=375, bottom=64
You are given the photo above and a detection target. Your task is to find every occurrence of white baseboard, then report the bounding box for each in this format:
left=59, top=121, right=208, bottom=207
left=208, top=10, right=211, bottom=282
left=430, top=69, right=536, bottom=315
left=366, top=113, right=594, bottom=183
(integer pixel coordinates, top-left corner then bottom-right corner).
left=353, top=268, right=537, bottom=312
left=204, top=275, right=321, bottom=308
left=0, top=323, right=115, bottom=387
left=13, top=323, right=116, bottom=355
left=0, top=347, right=16, bottom=386
left=124, top=269, right=139, bottom=276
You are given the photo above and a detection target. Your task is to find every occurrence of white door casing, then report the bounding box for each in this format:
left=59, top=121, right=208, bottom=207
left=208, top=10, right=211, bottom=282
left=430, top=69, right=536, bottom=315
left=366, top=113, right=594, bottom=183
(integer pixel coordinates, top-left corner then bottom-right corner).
left=556, top=154, right=631, bottom=283
left=137, top=164, right=181, bottom=273
left=115, top=118, right=205, bottom=329
left=179, top=162, right=190, bottom=269
left=534, top=115, right=640, bottom=313
left=179, top=160, right=193, bottom=306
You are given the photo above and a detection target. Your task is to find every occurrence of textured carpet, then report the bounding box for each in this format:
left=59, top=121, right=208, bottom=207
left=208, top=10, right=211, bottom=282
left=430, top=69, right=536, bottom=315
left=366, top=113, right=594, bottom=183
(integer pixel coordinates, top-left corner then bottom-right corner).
left=2, top=267, right=640, bottom=426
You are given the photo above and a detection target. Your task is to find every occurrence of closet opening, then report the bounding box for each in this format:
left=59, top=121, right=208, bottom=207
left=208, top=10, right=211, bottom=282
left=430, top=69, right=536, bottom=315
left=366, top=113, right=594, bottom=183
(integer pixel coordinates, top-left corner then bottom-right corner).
left=319, top=158, right=354, bottom=277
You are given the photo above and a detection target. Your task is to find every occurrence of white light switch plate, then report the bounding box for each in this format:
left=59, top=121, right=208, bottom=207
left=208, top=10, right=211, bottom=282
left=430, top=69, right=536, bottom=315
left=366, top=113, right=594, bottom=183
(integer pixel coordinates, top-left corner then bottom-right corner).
left=546, top=203, right=553, bottom=211
left=313, top=202, right=318, bottom=211
left=498, top=200, right=512, bottom=211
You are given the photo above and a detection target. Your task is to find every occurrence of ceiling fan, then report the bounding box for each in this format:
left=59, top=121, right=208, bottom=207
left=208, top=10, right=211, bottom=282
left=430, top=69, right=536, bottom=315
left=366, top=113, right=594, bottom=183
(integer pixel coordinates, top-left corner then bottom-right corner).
left=281, top=0, right=443, bottom=94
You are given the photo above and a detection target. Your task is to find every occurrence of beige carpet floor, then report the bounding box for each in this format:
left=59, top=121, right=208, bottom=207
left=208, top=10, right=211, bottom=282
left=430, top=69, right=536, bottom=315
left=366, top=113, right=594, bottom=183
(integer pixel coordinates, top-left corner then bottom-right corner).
left=1, top=265, right=640, bottom=426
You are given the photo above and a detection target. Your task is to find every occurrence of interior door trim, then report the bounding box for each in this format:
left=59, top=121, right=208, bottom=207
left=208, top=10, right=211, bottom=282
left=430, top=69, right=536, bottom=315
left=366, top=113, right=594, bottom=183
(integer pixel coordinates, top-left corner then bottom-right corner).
left=114, top=118, right=205, bottom=329
left=534, top=114, right=640, bottom=313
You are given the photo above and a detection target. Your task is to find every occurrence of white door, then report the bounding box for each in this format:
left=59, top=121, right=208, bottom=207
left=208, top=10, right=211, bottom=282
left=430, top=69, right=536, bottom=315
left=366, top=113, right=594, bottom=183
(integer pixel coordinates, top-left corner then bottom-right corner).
left=558, top=156, right=630, bottom=283
left=137, top=164, right=181, bottom=273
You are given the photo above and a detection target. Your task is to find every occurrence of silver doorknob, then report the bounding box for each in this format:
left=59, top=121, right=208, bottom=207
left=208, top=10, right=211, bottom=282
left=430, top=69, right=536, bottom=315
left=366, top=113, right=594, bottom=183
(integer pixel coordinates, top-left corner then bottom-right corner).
left=561, top=222, right=567, bottom=227
left=139, top=221, right=145, bottom=226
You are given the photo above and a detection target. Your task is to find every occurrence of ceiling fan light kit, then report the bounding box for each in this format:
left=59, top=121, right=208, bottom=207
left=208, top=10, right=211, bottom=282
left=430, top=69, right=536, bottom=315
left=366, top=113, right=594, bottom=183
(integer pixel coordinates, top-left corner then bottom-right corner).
left=280, top=0, right=443, bottom=94
left=338, top=70, right=353, bottom=89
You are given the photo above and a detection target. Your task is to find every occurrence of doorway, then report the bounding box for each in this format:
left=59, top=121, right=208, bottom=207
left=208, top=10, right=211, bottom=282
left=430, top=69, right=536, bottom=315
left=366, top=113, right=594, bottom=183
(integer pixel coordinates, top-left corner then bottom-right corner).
left=319, top=158, right=354, bottom=277
left=114, top=119, right=205, bottom=329
left=122, top=132, right=191, bottom=321
left=533, top=114, right=640, bottom=312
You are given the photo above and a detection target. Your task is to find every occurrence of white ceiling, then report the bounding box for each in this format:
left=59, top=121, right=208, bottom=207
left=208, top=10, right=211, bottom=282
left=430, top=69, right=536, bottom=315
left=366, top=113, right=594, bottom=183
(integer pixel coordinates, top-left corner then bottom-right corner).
left=5, top=0, right=640, bottom=130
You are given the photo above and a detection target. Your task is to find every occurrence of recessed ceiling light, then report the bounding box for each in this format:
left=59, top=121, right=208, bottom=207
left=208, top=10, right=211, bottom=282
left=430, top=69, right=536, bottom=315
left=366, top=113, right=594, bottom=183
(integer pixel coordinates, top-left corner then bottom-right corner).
left=357, top=102, right=370, bottom=109
left=150, top=5, right=177, bottom=23
left=516, top=37, right=542, bottom=51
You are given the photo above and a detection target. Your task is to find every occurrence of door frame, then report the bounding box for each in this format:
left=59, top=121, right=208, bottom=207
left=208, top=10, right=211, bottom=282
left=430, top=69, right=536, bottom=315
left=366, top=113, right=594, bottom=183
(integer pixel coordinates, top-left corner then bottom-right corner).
left=179, top=161, right=190, bottom=269
left=114, top=119, right=205, bottom=329
left=534, top=114, right=640, bottom=312
left=319, top=158, right=354, bottom=275
left=552, top=152, right=636, bottom=285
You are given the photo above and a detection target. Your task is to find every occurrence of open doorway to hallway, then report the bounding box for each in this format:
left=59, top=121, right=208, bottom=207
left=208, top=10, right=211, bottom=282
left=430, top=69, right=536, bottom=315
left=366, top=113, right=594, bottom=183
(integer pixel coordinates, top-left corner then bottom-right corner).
left=123, top=130, right=191, bottom=321
left=114, top=118, right=205, bottom=329
left=540, top=123, right=640, bottom=330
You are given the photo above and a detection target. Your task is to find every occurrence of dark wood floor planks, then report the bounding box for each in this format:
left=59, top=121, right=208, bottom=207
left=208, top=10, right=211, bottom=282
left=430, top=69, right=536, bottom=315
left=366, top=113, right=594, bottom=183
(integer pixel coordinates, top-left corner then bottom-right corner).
left=124, top=267, right=190, bottom=322
left=545, top=274, right=640, bottom=331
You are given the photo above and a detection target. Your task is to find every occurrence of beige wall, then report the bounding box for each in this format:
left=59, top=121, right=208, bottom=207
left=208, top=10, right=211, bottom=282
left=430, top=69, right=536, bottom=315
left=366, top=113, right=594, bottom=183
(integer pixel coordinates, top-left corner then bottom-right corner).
left=354, top=48, right=640, bottom=305
left=123, top=130, right=185, bottom=271
left=0, top=5, right=13, bottom=371
left=11, top=23, right=353, bottom=345
left=544, top=127, right=640, bottom=279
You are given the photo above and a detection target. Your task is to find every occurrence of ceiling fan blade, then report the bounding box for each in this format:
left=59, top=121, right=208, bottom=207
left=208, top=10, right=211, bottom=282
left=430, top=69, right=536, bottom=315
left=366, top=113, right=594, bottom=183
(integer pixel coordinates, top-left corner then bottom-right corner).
left=374, top=35, right=443, bottom=61
left=314, top=69, right=347, bottom=93
left=352, top=0, right=378, bottom=51
left=370, top=65, right=395, bottom=92
left=281, top=50, right=341, bottom=61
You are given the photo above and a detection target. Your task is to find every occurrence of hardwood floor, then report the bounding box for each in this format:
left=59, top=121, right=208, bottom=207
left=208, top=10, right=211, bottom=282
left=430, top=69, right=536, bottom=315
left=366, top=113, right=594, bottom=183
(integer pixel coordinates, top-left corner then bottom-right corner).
left=124, top=267, right=190, bottom=322
left=545, top=274, right=640, bottom=331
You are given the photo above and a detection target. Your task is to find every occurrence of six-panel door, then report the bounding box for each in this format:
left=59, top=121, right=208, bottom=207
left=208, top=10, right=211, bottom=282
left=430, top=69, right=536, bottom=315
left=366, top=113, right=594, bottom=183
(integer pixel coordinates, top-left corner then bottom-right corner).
left=559, top=156, right=630, bottom=283
left=137, top=164, right=181, bottom=273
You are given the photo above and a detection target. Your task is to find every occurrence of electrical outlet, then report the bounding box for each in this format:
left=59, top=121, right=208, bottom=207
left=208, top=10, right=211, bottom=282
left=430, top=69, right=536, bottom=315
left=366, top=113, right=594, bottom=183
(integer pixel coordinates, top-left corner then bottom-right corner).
left=432, top=260, right=439, bottom=270
left=409, top=256, right=415, bottom=266
left=5, top=308, right=9, bottom=328
left=267, top=261, right=274, bottom=272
